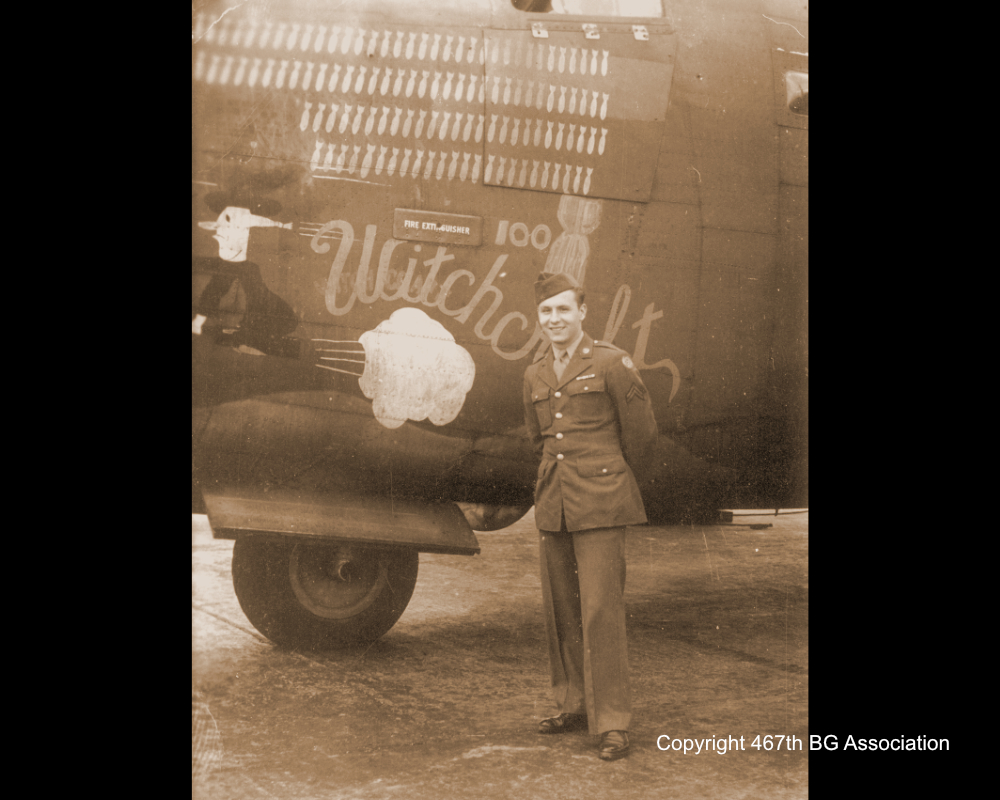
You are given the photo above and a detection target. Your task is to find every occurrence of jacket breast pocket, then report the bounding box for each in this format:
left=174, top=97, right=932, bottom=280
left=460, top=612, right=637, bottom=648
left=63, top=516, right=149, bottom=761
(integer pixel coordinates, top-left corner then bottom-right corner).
left=531, top=386, right=551, bottom=428
left=577, top=453, right=628, bottom=478
left=566, top=378, right=609, bottom=422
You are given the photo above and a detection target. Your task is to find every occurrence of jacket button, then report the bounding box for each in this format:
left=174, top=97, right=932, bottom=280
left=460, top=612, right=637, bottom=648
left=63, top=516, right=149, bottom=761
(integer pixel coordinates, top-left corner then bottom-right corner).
left=602, top=468, right=608, bottom=473
left=557, top=453, right=564, bottom=460
left=556, top=433, right=563, bottom=440
left=554, top=391, right=561, bottom=398
left=555, top=412, right=563, bottom=419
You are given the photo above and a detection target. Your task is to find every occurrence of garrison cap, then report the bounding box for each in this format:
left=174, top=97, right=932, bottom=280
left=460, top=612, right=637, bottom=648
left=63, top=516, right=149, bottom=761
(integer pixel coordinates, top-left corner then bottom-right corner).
left=203, top=190, right=281, bottom=218
left=534, top=271, right=581, bottom=305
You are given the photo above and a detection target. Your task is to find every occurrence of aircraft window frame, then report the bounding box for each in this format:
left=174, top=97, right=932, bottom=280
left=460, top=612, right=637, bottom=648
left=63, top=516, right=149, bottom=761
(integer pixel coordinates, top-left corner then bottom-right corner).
left=510, top=0, right=664, bottom=18
left=771, top=50, right=808, bottom=131
left=785, top=70, right=808, bottom=116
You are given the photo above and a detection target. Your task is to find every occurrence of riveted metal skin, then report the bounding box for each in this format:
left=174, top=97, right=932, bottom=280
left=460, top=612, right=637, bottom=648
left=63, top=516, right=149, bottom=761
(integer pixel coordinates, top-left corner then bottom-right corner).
left=192, top=0, right=808, bottom=540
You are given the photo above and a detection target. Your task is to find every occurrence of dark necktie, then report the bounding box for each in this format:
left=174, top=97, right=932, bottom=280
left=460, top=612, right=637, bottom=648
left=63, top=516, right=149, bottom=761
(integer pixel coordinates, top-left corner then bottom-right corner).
left=554, top=350, right=569, bottom=380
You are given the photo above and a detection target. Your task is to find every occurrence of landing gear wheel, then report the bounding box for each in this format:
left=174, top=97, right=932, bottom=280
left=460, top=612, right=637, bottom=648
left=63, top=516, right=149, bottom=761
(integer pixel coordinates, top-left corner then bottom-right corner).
left=232, top=537, right=419, bottom=650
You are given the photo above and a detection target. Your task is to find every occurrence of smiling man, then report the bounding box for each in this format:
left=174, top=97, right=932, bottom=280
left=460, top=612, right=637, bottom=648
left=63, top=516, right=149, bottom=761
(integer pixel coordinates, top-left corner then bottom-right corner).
left=522, top=271, right=659, bottom=761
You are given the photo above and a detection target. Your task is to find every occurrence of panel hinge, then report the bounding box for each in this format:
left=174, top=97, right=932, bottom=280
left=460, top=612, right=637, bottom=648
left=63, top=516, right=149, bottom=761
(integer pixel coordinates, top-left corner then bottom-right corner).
left=582, top=23, right=600, bottom=40
left=632, top=25, right=649, bottom=41
left=531, top=22, right=548, bottom=39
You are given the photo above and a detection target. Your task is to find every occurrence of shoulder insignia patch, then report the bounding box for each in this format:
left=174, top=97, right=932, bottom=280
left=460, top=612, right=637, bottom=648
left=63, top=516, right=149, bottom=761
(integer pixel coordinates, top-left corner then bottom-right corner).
left=622, top=355, right=635, bottom=370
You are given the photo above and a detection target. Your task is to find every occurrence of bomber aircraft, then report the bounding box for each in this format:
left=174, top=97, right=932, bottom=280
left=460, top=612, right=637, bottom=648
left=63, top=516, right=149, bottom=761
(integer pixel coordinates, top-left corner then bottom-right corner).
left=192, top=0, right=808, bottom=649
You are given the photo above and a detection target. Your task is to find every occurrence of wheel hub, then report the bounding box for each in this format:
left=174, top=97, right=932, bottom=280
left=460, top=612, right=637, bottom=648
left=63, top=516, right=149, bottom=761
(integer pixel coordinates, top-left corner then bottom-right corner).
left=288, top=543, right=389, bottom=619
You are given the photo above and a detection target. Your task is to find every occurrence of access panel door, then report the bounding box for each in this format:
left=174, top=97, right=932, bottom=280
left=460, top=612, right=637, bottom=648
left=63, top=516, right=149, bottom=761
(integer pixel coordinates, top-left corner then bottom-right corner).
left=482, top=23, right=676, bottom=201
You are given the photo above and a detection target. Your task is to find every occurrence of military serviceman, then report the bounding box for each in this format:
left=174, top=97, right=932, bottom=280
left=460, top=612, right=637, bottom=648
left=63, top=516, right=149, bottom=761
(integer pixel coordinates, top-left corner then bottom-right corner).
left=523, top=272, right=659, bottom=761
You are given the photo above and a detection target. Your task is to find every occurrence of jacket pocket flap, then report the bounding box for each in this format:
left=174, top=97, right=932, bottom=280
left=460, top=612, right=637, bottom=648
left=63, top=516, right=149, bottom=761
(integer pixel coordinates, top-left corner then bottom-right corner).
left=532, top=386, right=550, bottom=402
left=577, top=454, right=627, bottom=477
left=566, top=378, right=606, bottom=396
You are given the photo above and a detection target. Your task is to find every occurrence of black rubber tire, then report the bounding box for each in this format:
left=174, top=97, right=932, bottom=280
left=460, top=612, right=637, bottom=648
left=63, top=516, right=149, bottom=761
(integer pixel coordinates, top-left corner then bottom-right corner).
left=232, top=536, right=419, bottom=650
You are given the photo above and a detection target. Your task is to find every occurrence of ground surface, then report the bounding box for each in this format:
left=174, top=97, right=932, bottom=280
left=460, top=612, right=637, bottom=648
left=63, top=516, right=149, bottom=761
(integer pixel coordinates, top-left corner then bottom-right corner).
left=193, top=509, right=807, bottom=799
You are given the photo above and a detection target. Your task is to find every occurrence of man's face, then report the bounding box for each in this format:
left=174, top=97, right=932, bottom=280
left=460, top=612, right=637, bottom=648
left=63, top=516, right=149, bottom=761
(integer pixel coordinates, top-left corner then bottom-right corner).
left=538, top=288, right=586, bottom=347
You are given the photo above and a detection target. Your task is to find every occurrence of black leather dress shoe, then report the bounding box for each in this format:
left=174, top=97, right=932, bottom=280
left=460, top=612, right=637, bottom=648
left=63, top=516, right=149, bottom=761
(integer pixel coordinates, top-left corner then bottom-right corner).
left=537, top=713, right=588, bottom=734
left=598, top=730, right=630, bottom=760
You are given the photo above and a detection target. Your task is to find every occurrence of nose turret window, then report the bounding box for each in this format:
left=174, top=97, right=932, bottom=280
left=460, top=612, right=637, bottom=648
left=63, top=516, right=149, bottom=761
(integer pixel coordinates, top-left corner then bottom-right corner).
left=511, top=0, right=663, bottom=16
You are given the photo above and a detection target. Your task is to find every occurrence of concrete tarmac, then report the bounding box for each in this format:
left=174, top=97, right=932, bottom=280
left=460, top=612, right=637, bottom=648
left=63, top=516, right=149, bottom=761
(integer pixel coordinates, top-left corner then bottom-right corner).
left=193, top=510, right=807, bottom=799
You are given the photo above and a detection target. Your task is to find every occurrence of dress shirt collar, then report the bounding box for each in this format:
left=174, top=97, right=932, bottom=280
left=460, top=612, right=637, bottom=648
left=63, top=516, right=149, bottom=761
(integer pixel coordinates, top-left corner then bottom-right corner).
left=552, top=330, right=585, bottom=364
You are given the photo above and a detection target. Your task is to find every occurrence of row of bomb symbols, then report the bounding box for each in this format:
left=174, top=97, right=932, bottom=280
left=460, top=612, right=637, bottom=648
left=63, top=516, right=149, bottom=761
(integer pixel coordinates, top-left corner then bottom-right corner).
left=300, top=104, right=487, bottom=142
left=503, top=42, right=611, bottom=77
left=194, top=16, right=612, bottom=77
left=486, top=157, right=595, bottom=196
left=495, top=82, right=610, bottom=118
left=492, top=118, right=610, bottom=156
left=306, top=139, right=596, bottom=195
left=196, top=20, right=492, bottom=64
left=310, top=141, right=482, bottom=182
left=295, top=101, right=609, bottom=155
left=485, top=115, right=609, bottom=155
left=194, top=53, right=611, bottom=120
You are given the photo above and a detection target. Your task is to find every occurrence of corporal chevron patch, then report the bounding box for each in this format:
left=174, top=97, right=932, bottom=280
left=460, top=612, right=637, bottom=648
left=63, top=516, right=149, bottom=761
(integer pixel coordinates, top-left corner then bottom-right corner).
left=626, top=382, right=647, bottom=403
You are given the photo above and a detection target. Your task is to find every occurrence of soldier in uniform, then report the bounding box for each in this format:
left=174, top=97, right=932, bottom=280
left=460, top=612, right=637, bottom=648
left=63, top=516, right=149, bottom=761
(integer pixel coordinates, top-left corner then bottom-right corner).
left=523, top=271, right=658, bottom=761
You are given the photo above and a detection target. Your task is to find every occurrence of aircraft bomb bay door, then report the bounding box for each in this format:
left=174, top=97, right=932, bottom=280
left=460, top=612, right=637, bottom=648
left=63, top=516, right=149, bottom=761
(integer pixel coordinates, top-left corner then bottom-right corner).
left=192, top=13, right=489, bottom=187
left=482, top=19, right=676, bottom=201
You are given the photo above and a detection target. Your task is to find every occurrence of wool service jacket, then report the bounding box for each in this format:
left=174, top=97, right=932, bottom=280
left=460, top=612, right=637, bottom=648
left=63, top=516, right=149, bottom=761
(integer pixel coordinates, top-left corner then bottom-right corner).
left=523, top=333, right=659, bottom=532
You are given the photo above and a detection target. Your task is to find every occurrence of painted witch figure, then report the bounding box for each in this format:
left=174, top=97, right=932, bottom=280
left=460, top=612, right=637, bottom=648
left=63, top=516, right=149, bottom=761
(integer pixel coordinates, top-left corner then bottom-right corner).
left=193, top=191, right=298, bottom=357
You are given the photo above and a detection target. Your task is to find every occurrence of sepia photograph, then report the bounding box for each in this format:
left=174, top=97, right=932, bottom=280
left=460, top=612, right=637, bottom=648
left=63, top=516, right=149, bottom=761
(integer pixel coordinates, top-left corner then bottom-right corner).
left=192, top=0, right=808, bottom=796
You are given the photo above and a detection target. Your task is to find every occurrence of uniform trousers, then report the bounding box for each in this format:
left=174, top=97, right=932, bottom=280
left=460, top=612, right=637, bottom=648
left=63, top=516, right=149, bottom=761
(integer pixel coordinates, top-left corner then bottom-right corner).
left=538, top=521, right=631, bottom=735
